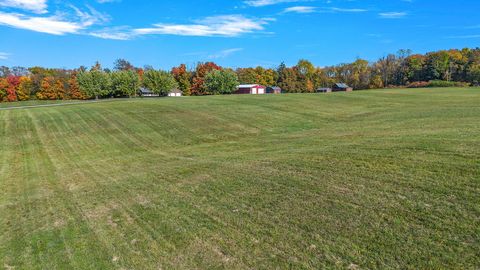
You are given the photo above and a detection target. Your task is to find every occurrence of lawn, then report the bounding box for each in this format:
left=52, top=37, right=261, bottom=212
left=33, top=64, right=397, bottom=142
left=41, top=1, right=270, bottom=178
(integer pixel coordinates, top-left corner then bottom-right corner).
left=0, top=88, right=479, bottom=269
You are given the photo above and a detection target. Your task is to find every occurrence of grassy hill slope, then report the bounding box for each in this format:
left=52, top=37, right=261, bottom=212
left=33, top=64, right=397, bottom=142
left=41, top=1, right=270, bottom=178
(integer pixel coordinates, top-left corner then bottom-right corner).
left=1, top=88, right=479, bottom=269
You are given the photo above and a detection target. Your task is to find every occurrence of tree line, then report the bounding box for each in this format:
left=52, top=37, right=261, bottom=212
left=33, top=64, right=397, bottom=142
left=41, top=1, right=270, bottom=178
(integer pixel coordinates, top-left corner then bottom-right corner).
left=1, top=48, right=479, bottom=102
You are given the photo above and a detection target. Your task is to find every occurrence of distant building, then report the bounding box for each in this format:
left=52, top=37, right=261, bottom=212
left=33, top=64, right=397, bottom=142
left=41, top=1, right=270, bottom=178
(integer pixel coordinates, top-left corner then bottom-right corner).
left=139, top=87, right=159, bottom=97
left=333, top=83, right=353, bottom=92
left=316, top=88, right=332, bottom=93
left=266, top=86, right=282, bottom=94
left=168, top=89, right=183, bottom=97
left=235, top=84, right=266, bottom=95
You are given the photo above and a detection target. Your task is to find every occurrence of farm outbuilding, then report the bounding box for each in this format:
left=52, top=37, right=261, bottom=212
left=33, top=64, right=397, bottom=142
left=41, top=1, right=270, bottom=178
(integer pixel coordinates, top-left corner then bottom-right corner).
left=168, top=89, right=183, bottom=97
left=333, top=83, right=353, bottom=92
left=139, top=87, right=159, bottom=97
left=266, top=86, right=282, bottom=94
left=316, top=88, right=332, bottom=93
left=235, top=84, right=266, bottom=95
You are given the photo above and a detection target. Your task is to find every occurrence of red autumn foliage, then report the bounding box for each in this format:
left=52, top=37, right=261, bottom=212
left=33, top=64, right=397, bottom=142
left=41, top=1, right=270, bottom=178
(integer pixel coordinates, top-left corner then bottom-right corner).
left=136, top=69, right=144, bottom=82
left=191, top=62, right=221, bottom=95
left=6, top=76, right=21, bottom=102
left=171, top=64, right=191, bottom=95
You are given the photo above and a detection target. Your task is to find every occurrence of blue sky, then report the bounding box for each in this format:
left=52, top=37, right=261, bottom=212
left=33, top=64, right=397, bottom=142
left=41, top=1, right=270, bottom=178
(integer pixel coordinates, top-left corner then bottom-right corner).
left=0, top=0, right=479, bottom=69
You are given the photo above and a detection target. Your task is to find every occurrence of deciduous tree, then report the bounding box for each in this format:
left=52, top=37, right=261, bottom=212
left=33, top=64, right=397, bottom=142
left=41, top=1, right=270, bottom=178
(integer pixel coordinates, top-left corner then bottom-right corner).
left=17, top=77, right=33, bottom=101
left=0, top=78, right=8, bottom=102
left=37, top=77, right=65, bottom=100
left=204, top=69, right=239, bottom=95
left=114, top=59, right=135, bottom=71
left=111, top=70, right=140, bottom=97
left=77, top=70, right=112, bottom=99
left=191, top=62, right=221, bottom=95
left=172, top=64, right=192, bottom=96
left=68, top=72, right=87, bottom=100
left=143, top=70, right=178, bottom=96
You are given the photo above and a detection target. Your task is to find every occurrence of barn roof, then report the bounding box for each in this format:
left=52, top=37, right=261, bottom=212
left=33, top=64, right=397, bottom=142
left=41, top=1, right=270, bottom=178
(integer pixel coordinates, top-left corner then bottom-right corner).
left=169, top=89, right=182, bottom=94
left=237, top=84, right=264, bottom=88
left=335, top=83, right=350, bottom=88
left=139, top=87, right=153, bottom=94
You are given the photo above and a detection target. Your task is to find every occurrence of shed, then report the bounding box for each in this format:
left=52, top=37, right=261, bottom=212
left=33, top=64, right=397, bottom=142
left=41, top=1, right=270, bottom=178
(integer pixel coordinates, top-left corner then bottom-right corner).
left=235, top=84, right=266, bottom=95
left=266, top=86, right=282, bottom=94
left=333, top=83, right=353, bottom=92
left=168, top=89, right=183, bottom=97
left=316, top=88, right=332, bottom=93
left=139, top=87, right=159, bottom=97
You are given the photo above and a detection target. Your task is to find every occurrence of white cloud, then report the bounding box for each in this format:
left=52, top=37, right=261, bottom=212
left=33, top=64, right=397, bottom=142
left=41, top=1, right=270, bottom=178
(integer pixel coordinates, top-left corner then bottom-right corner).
left=0, top=12, right=82, bottom=34
left=446, top=34, right=480, bottom=39
left=70, top=5, right=110, bottom=27
left=379, top=12, right=407, bottom=19
left=96, top=0, right=120, bottom=3
left=134, top=15, right=269, bottom=37
left=330, top=7, right=367, bottom=13
left=209, top=48, right=243, bottom=59
left=283, top=6, right=316, bottom=13
left=0, top=0, right=47, bottom=14
left=245, top=0, right=300, bottom=7
left=0, top=52, right=9, bottom=59
left=89, top=26, right=132, bottom=40
left=0, top=1, right=271, bottom=40
left=0, top=6, right=108, bottom=35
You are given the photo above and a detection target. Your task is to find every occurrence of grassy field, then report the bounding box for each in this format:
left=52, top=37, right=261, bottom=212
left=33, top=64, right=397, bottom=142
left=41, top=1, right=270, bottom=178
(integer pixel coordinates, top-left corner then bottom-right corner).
left=0, top=88, right=479, bottom=269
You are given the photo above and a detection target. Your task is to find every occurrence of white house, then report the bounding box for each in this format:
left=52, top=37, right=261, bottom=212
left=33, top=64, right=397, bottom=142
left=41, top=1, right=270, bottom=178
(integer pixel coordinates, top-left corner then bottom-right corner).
left=168, top=89, right=183, bottom=97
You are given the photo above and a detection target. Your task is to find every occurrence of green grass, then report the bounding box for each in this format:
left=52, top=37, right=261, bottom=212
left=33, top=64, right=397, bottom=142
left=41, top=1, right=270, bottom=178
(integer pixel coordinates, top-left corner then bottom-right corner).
left=0, top=88, right=479, bottom=269
left=0, top=99, right=76, bottom=108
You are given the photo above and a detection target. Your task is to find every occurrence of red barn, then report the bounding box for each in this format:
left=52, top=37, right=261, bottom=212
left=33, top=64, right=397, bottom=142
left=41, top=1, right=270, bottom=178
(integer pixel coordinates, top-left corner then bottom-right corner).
left=235, top=84, right=266, bottom=95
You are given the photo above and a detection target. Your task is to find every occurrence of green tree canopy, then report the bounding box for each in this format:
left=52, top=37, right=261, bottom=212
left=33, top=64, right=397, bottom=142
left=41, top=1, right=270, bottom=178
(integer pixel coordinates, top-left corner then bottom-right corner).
left=204, top=69, right=239, bottom=95
left=143, top=70, right=178, bottom=96
left=77, top=70, right=112, bottom=99
left=111, top=70, right=140, bottom=97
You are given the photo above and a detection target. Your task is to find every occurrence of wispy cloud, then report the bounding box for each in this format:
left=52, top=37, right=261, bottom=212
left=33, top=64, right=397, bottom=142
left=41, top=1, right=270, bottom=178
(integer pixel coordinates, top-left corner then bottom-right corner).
left=0, top=0, right=48, bottom=14
left=0, top=5, right=108, bottom=35
left=96, top=0, right=120, bottom=3
left=0, top=52, right=9, bottom=60
left=330, top=7, right=368, bottom=13
left=0, top=2, right=271, bottom=40
left=0, top=12, right=83, bottom=35
left=89, top=26, right=132, bottom=40
left=283, top=6, right=316, bottom=14
left=208, top=48, right=243, bottom=59
left=245, top=0, right=301, bottom=7
left=134, top=15, right=270, bottom=37
left=446, top=34, right=480, bottom=39
left=379, top=12, right=407, bottom=19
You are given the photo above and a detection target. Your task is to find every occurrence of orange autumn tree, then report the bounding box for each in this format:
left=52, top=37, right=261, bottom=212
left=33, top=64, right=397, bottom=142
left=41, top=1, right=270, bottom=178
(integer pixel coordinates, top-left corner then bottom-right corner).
left=17, top=77, right=33, bottom=101
left=56, top=79, right=66, bottom=99
left=68, top=72, right=87, bottom=100
left=37, top=77, right=65, bottom=100
left=0, top=78, right=8, bottom=102
left=171, top=64, right=191, bottom=96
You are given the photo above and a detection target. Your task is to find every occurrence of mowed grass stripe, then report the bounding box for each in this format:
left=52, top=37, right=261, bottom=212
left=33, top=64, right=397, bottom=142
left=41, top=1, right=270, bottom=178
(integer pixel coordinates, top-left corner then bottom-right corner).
left=27, top=110, right=113, bottom=269
left=36, top=106, right=227, bottom=268
left=39, top=108, right=174, bottom=269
